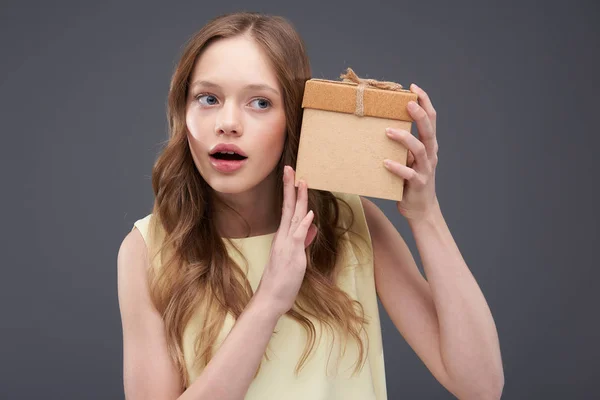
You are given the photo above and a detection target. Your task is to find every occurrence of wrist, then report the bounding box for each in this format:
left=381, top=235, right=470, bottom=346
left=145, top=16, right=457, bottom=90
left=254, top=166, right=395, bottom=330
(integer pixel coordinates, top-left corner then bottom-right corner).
left=248, top=293, right=282, bottom=324
left=406, top=197, right=442, bottom=228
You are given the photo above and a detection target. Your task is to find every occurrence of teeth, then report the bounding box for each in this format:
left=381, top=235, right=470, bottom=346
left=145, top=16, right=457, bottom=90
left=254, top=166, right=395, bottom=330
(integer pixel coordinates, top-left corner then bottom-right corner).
left=212, top=149, right=247, bottom=157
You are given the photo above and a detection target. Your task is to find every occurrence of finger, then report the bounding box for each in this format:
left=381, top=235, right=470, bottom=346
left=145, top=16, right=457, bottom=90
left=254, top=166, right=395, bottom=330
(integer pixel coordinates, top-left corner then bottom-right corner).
left=385, top=128, right=430, bottom=172
left=280, top=166, right=296, bottom=233
left=304, top=223, right=318, bottom=248
left=289, top=178, right=308, bottom=236
left=292, top=210, right=314, bottom=243
left=407, top=150, right=415, bottom=168
left=383, top=159, right=421, bottom=184
left=410, top=84, right=437, bottom=132
left=406, top=100, right=437, bottom=160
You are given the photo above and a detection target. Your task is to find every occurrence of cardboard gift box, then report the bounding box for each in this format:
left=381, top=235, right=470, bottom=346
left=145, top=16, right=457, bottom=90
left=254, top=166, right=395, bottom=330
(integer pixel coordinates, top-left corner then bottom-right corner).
left=295, top=68, right=418, bottom=201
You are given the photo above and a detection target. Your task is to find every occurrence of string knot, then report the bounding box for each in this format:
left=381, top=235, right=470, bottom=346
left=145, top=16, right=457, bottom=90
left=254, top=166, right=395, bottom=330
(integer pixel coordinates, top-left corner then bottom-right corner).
left=339, top=67, right=404, bottom=117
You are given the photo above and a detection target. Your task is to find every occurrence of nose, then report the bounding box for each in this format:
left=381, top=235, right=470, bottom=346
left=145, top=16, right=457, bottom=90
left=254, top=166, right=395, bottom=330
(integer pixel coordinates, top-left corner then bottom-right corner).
left=215, top=100, right=242, bottom=136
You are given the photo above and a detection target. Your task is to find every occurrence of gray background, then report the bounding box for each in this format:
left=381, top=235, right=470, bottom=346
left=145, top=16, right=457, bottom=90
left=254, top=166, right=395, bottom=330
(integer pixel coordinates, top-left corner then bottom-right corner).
left=1, top=0, right=598, bottom=398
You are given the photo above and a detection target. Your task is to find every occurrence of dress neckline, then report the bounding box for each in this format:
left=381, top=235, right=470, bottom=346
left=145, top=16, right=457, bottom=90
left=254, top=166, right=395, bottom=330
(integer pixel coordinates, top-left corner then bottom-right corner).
left=224, top=231, right=277, bottom=241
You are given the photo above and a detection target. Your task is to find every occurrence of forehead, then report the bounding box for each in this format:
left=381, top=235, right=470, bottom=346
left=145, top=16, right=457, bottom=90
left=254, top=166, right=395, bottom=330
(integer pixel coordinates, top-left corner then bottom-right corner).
left=189, top=35, right=279, bottom=90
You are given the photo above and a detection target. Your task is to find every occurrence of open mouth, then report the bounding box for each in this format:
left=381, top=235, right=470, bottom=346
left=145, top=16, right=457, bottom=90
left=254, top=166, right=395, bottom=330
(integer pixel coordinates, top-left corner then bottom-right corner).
left=210, top=151, right=248, bottom=161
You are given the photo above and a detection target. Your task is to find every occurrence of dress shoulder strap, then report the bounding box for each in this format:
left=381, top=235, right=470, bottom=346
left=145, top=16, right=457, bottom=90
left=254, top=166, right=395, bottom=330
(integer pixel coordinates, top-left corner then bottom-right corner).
left=132, top=214, right=153, bottom=246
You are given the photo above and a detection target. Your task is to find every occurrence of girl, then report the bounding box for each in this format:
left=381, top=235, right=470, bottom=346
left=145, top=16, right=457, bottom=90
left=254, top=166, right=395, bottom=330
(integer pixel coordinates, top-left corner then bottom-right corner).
left=117, top=11, right=504, bottom=400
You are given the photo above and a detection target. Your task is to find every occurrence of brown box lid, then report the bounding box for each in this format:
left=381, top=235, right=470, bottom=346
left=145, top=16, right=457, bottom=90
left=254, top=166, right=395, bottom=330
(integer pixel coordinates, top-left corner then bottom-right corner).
left=301, top=78, right=418, bottom=121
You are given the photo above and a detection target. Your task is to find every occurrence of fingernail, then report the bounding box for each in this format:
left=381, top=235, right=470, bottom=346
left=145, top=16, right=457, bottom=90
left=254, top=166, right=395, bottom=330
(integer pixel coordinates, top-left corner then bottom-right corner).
left=411, top=83, right=419, bottom=90
left=384, top=159, right=392, bottom=168
left=408, top=101, right=418, bottom=111
left=385, top=128, right=394, bottom=136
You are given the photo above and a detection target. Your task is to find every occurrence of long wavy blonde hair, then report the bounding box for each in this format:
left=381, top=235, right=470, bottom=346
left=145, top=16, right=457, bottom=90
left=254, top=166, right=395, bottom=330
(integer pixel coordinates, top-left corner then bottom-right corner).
left=146, top=11, right=369, bottom=388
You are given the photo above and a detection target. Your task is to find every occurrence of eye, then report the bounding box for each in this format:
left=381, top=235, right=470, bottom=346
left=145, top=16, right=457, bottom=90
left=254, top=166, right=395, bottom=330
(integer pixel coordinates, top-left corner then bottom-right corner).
left=249, top=98, right=271, bottom=110
left=196, top=94, right=219, bottom=106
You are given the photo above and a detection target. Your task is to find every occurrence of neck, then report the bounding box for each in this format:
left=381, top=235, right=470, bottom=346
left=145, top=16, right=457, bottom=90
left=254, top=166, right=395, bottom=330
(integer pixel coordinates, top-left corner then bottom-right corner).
left=211, top=170, right=281, bottom=239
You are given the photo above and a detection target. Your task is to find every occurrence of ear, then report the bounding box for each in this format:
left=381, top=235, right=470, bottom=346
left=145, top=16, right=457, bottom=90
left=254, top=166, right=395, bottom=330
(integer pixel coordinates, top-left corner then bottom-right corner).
left=304, top=223, right=318, bottom=248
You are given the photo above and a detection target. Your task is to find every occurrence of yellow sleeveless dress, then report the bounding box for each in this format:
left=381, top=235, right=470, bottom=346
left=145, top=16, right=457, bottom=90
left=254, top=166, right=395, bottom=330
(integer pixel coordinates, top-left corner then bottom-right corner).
left=132, top=192, right=387, bottom=399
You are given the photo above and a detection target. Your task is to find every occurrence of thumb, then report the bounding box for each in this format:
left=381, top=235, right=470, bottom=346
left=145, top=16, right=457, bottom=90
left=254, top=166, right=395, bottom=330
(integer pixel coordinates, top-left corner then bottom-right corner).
left=304, top=223, right=318, bottom=248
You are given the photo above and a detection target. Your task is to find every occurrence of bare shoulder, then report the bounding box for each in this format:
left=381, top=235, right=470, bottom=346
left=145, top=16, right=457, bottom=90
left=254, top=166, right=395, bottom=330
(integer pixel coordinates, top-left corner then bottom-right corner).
left=117, top=227, right=150, bottom=301
left=117, top=227, right=152, bottom=323
left=117, top=228, right=183, bottom=398
left=118, top=228, right=148, bottom=275
left=359, top=196, right=377, bottom=215
left=359, top=196, right=387, bottom=239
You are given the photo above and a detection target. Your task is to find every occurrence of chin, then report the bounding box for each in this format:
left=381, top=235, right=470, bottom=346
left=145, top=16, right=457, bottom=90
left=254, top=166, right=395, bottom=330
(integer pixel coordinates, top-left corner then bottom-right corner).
left=205, top=175, right=258, bottom=195
left=198, top=158, right=279, bottom=196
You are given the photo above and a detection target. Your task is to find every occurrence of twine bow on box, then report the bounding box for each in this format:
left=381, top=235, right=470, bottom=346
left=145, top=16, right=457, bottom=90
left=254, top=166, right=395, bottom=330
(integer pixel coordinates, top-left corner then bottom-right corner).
left=339, top=67, right=405, bottom=117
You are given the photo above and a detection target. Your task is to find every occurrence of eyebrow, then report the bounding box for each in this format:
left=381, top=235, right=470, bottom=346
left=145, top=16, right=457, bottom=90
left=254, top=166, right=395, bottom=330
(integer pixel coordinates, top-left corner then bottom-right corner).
left=190, top=80, right=280, bottom=96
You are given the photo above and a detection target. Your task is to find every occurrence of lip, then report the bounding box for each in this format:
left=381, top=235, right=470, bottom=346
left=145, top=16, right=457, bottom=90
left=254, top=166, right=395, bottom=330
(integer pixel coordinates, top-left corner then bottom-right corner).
left=209, top=143, right=248, bottom=157
left=209, top=157, right=248, bottom=173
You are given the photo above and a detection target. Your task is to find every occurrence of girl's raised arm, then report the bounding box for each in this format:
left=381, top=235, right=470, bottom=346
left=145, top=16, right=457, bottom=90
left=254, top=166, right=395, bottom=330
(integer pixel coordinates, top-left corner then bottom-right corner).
left=117, top=167, right=316, bottom=400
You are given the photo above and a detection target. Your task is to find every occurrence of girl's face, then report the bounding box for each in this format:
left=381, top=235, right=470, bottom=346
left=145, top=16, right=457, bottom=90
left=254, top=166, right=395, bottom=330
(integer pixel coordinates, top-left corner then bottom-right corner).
left=185, top=35, right=286, bottom=196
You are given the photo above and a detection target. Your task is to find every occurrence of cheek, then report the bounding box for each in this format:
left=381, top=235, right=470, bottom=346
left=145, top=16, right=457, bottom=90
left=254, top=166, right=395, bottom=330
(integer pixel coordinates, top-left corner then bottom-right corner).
left=186, top=111, right=208, bottom=140
left=186, top=110, right=215, bottom=148
left=266, top=112, right=287, bottom=150
left=185, top=112, right=212, bottom=165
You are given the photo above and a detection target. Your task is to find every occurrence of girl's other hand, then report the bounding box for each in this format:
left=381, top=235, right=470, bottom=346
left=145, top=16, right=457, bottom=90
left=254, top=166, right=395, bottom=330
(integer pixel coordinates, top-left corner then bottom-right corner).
left=254, top=166, right=317, bottom=318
